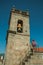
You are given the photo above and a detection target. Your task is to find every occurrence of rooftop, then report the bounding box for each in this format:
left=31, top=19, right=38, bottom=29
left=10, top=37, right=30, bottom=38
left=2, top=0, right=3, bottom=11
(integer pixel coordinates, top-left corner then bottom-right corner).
left=33, top=47, right=43, bottom=53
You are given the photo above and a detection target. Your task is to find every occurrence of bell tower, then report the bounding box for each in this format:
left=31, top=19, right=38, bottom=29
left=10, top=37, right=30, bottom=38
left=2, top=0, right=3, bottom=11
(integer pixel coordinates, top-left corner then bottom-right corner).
left=5, top=7, right=30, bottom=65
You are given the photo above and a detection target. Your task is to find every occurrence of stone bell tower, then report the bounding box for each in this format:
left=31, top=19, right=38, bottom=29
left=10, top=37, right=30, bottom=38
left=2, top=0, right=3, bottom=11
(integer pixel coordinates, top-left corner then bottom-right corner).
left=4, top=7, right=30, bottom=65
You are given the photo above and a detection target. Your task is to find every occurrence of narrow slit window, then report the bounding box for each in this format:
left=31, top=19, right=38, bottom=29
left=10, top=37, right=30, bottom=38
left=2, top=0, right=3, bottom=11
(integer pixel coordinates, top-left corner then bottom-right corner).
left=17, top=20, right=23, bottom=33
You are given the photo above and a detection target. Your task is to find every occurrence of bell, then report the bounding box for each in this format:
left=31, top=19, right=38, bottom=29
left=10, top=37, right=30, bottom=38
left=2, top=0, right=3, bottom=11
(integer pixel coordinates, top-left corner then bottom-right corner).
left=18, top=28, right=21, bottom=30
left=17, top=24, right=21, bottom=28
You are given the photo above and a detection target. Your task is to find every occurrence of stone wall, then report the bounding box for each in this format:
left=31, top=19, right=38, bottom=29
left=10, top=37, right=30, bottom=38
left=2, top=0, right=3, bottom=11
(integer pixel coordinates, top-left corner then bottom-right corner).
left=9, top=12, right=30, bottom=35
left=5, top=33, right=30, bottom=65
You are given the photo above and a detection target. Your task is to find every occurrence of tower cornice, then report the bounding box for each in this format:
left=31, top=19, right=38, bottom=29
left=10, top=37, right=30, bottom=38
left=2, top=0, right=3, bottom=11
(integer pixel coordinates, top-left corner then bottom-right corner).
left=11, top=7, right=30, bottom=16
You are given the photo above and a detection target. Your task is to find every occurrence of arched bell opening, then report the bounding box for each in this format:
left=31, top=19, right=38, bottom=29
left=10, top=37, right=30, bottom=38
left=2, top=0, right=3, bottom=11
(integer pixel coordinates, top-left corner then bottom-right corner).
left=17, top=20, right=23, bottom=33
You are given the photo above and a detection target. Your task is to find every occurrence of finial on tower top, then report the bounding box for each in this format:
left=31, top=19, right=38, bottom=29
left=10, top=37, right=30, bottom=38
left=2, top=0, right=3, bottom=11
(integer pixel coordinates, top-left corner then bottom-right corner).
left=12, top=5, right=15, bottom=9
left=11, top=5, right=15, bottom=12
left=25, top=9, right=29, bottom=15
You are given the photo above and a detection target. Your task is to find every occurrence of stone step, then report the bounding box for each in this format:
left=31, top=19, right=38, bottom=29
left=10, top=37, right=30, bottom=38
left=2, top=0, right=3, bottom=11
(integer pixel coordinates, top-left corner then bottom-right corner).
left=24, top=59, right=43, bottom=65
left=22, top=51, right=43, bottom=65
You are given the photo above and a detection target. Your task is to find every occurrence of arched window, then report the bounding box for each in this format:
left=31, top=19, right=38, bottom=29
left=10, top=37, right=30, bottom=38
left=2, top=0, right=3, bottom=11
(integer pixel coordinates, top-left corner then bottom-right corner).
left=17, top=20, right=23, bottom=33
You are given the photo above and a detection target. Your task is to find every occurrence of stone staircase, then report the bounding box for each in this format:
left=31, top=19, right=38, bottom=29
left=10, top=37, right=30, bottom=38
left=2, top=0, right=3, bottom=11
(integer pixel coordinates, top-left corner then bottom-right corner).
left=20, top=50, right=43, bottom=65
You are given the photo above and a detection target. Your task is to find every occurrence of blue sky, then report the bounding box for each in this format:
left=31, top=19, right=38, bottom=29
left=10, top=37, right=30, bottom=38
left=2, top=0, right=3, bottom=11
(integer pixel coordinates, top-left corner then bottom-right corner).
left=0, top=0, right=43, bottom=53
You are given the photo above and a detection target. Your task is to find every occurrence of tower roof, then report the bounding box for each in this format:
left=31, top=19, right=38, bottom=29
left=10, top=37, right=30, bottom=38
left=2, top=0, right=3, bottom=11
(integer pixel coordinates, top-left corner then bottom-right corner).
left=11, top=7, right=29, bottom=16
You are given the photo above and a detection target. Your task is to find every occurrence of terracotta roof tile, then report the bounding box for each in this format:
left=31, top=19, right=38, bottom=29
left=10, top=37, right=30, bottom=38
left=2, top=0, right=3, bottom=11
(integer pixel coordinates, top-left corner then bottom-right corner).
left=33, top=48, right=43, bottom=52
